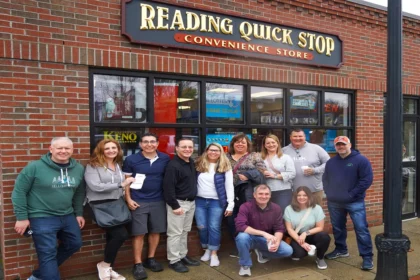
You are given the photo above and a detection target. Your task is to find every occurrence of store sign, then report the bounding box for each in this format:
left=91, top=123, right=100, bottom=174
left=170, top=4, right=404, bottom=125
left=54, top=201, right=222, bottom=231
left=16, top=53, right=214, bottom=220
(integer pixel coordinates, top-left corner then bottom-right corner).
left=122, top=0, right=343, bottom=68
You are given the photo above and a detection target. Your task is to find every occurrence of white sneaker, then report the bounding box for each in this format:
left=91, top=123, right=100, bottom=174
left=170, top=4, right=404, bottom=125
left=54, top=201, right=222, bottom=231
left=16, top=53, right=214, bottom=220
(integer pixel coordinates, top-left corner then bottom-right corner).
left=239, top=266, right=251, bottom=276
left=254, top=249, right=269, bottom=263
left=200, top=249, right=211, bottom=261
left=210, top=254, right=220, bottom=267
left=110, top=269, right=126, bottom=280
left=316, top=258, right=328, bottom=270
left=97, top=262, right=112, bottom=280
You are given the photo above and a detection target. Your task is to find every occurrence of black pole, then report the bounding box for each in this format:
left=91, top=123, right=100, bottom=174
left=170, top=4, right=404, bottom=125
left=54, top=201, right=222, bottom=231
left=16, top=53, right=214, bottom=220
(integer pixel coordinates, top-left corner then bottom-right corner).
left=375, top=0, right=410, bottom=279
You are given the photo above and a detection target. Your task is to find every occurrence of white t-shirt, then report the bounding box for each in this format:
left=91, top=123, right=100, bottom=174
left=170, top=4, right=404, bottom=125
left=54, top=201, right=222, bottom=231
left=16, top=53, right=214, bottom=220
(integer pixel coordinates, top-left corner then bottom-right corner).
left=197, top=163, right=235, bottom=211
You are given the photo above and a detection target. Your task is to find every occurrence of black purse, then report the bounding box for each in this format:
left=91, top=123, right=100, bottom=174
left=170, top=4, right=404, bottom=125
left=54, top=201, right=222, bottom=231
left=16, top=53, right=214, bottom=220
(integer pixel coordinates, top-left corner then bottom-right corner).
left=90, top=197, right=132, bottom=228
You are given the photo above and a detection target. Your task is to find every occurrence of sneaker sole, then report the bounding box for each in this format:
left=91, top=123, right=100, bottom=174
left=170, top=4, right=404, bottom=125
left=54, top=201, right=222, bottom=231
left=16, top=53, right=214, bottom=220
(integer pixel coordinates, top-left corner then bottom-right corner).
left=361, top=265, right=374, bottom=271
left=325, top=253, right=349, bottom=259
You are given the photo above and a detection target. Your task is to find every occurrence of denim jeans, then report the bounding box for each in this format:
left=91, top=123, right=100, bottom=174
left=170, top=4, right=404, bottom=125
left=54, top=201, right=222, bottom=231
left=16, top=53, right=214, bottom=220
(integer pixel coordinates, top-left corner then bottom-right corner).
left=270, top=189, right=292, bottom=212
left=327, top=200, right=373, bottom=257
left=30, top=214, right=82, bottom=280
left=194, top=197, right=224, bottom=251
left=235, top=232, right=293, bottom=266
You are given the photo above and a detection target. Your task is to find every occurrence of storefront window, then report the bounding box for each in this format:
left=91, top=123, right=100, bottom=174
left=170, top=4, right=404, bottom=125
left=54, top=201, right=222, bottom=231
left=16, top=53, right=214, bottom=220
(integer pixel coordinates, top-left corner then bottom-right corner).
left=324, top=92, right=351, bottom=126
left=94, top=127, right=200, bottom=159
left=154, top=79, right=200, bottom=124
left=205, top=128, right=284, bottom=153
left=299, top=129, right=350, bottom=153
left=93, top=74, right=147, bottom=123
left=251, top=86, right=283, bottom=125
left=403, top=99, right=417, bottom=114
left=206, top=83, right=244, bottom=124
left=289, top=89, right=318, bottom=125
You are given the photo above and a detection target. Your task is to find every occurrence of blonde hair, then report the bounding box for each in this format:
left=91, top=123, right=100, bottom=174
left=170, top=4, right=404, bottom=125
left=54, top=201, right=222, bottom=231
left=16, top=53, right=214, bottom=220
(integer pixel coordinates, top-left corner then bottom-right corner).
left=196, top=143, right=232, bottom=173
left=260, top=134, right=283, bottom=159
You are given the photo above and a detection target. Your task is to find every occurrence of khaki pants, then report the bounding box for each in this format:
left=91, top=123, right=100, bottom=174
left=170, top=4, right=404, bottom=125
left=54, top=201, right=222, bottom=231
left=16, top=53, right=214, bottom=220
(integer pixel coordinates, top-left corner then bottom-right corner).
left=312, top=190, right=324, bottom=206
left=166, top=200, right=196, bottom=264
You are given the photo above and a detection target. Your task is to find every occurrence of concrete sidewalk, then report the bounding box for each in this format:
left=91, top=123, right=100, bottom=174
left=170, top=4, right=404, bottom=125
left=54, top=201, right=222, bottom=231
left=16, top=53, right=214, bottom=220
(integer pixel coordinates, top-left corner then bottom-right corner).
left=69, top=219, right=420, bottom=280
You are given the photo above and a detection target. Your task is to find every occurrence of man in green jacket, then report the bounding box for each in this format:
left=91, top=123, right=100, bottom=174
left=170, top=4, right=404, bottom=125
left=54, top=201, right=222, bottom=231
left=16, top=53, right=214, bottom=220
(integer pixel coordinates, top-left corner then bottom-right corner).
left=12, top=137, right=86, bottom=280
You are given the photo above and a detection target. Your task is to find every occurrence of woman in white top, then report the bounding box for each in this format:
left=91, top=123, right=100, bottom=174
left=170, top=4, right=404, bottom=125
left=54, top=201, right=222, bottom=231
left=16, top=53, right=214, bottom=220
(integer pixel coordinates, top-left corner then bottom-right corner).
left=195, top=143, right=234, bottom=267
left=261, top=134, right=296, bottom=211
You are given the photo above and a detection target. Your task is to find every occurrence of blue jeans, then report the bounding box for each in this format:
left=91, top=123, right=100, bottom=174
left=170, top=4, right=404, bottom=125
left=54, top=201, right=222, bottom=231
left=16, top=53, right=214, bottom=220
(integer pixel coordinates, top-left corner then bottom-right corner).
left=235, top=232, right=293, bottom=266
left=328, top=200, right=373, bottom=257
left=270, top=189, right=292, bottom=212
left=30, top=214, right=83, bottom=280
left=194, top=197, right=224, bottom=251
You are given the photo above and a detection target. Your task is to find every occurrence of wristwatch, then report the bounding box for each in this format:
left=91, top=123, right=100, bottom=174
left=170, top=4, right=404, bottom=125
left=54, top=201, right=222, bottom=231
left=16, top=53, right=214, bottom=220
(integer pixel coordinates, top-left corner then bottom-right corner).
left=305, top=230, right=311, bottom=236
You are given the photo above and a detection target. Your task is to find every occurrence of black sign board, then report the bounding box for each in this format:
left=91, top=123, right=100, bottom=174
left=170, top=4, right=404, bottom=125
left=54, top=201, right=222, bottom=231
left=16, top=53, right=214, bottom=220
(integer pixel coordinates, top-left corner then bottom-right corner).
left=122, top=0, right=343, bottom=68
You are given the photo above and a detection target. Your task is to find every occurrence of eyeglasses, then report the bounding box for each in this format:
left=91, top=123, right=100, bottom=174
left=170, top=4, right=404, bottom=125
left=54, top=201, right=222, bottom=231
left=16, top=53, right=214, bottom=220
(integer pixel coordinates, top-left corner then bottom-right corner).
left=178, top=146, right=193, bottom=150
left=142, top=140, right=157, bottom=144
left=208, top=149, right=221, bottom=153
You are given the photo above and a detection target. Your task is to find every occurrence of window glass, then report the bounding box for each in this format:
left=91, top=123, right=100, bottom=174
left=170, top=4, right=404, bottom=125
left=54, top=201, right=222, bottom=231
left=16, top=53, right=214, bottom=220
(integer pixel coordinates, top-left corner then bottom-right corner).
left=94, top=127, right=200, bottom=159
left=205, top=128, right=284, bottom=153
left=403, top=121, right=416, bottom=162
left=93, top=74, right=147, bottom=123
left=154, top=79, right=199, bottom=124
left=251, top=86, right=283, bottom=125
left=289, top=89, right=318, bottom=125
left=324, top=92, right=351, bottom=126
left=403, top=99, right=417, bottom=114
left=206, top=83, right=244, bottom=124
left=297, top=129, right=350, bottom=153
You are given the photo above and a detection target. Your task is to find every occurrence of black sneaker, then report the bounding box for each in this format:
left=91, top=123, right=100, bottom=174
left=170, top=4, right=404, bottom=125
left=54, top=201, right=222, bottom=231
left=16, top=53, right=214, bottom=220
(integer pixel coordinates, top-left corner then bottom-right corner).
left=143, top=257, right=164, bottom=272
left=132, top=263, right=148, bottom=280
left=169, top=261, right=189, bottom=273
left=181, top=256, right=200, bottom=266
left=229, top=249, right=239, bottom=258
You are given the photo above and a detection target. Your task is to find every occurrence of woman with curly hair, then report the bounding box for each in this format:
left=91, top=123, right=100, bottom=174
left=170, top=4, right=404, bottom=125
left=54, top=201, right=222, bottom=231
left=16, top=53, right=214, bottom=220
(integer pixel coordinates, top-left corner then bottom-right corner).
left=85, top=139, right=135, bottom=280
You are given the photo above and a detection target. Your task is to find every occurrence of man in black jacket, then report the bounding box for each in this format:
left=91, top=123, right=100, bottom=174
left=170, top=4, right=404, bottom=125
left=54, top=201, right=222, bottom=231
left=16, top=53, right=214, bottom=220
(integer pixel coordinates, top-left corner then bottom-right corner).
left=163, top=138, right=200, bottom=273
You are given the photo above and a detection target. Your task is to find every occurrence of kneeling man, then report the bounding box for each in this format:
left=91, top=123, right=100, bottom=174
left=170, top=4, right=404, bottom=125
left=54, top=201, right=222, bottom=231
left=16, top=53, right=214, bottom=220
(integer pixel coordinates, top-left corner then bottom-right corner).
left=235, top=184, right=293, bottom=276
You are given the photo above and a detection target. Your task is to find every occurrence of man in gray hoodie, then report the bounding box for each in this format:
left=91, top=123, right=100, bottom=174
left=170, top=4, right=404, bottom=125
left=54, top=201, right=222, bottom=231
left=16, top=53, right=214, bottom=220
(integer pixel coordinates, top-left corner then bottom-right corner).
left=282, top=129, right=330, bottom=205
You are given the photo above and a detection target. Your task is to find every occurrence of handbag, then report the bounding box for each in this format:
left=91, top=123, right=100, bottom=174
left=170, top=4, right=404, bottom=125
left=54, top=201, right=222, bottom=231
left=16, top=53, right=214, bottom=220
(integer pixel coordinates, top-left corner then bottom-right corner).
left=90, top=197, right=132, bottom=228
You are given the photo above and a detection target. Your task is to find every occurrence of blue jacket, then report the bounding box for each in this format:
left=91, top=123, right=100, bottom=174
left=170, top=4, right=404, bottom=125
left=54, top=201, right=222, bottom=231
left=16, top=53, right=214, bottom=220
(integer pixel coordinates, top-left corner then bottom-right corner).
left=322, top=150, right=373, bottom=203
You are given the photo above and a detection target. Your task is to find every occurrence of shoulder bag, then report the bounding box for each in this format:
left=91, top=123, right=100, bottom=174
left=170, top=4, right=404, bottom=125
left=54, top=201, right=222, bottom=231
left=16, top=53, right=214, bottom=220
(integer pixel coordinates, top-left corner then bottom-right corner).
left=90, top=197, right=132, bottom=228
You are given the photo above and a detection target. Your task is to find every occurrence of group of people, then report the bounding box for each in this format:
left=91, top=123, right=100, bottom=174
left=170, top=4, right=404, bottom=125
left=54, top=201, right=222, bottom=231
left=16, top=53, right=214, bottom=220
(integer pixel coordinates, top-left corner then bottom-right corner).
left=11, top=128, right=374, bottom=280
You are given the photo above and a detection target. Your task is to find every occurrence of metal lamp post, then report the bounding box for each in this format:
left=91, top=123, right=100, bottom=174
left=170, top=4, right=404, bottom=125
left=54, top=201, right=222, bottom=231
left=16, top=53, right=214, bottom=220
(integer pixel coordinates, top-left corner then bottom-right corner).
left=375, top=0, right=410, bottom=279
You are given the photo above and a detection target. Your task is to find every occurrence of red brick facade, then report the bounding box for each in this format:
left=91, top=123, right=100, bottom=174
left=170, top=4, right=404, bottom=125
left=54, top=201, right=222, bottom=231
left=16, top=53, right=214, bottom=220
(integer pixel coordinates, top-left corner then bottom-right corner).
left=0, top=0, right=419, bottom=279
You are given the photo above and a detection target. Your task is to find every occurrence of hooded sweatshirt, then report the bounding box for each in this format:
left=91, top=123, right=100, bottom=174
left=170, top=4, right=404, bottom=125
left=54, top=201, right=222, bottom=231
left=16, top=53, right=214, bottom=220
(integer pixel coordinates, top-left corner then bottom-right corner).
left=322, top=150, right=373, bottom=203
left=12, top=153, right=85, bottom=220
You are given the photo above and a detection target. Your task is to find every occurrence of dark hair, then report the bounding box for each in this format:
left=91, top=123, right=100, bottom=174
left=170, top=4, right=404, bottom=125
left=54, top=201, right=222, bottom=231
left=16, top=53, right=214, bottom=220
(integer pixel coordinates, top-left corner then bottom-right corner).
left=290, top=128, right=304, bottom=135
left=290, top=186, right=315, bottom=211
left=229, top=133, right=252, bottom=154
left=140, top=132, right=158, bottom=142
left=176, top=137, right=194, bottom=146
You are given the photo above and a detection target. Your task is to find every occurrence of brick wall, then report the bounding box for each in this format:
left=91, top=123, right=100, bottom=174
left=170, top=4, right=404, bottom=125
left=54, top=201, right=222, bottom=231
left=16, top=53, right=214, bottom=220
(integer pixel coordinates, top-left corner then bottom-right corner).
left=1, top=0, right=420, bottom=278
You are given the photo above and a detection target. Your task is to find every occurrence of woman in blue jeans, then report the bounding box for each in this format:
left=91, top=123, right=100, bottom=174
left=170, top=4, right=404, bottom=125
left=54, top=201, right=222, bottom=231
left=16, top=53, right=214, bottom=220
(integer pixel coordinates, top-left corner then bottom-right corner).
left=195, top=143, right=234, bottom=267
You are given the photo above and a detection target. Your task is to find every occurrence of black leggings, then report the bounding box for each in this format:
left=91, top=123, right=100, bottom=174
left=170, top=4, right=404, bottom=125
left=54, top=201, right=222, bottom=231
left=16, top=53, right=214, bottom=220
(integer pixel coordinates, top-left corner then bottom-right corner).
left=103, top=224, right=129, bottom=265
left=290, top=231, right=331, bottom=259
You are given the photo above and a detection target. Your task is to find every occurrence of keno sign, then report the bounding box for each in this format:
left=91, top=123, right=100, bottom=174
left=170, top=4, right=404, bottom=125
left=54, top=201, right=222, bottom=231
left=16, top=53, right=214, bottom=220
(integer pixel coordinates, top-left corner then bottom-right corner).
left=122, top=0, right=343, bottom=68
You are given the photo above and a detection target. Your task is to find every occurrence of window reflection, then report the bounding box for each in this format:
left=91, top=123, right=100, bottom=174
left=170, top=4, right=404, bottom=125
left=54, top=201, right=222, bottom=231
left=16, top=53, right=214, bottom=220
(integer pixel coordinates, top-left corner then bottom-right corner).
left=206, top=83, right=244, bottom=124
left=154, top=79, right=199, bottom=124
left=298, top=129, right=349, bottom=153
left=289, top=90, right=318, bottom=125
left=94, top=127, right=200, bottom=159
left=93, top=75, right=147, bottom=123
left=324, top=92, right=351, bottom=126
left=251, top=86, right=283, bottom=125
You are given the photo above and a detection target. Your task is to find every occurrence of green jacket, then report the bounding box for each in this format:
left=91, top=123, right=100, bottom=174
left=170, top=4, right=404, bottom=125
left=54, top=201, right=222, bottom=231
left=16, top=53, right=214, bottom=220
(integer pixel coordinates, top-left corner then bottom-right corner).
left=12, top=153, right=86, bottom=220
